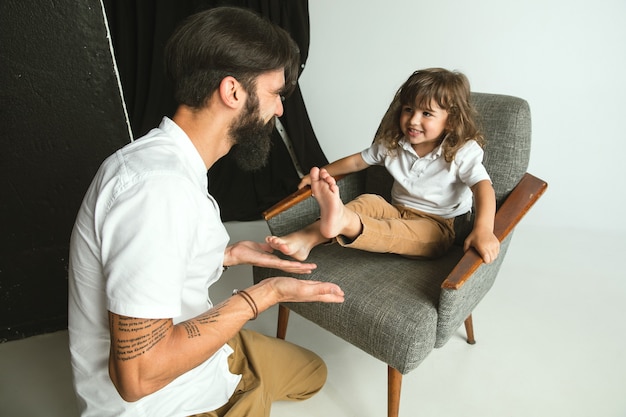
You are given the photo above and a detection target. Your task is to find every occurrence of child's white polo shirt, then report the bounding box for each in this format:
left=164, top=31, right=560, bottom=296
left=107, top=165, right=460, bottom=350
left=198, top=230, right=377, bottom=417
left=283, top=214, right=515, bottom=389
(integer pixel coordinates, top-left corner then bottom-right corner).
left=361, top=138, right=491, bottom=218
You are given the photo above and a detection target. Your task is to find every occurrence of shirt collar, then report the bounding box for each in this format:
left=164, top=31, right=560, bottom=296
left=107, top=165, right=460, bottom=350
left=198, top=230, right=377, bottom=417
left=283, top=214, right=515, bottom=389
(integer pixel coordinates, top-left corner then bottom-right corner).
left=158, top=116, right=209, bottom=193
left=399, top=137, right=445, bottom=159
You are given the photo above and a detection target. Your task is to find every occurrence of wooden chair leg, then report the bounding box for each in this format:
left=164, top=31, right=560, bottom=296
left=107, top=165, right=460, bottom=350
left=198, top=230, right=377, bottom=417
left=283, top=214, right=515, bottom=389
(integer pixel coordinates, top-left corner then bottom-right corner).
left=464, top=314, right=476, bottom=345
left=388, top=366, right=402, bottom=417
left=276, top=304, right=290, bottom=340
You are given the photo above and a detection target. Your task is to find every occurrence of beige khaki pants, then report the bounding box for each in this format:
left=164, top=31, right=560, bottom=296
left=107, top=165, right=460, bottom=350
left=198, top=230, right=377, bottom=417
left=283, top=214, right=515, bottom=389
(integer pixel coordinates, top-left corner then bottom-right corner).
left=190, top=329, right=327, bottom=417
left=338, top=194, right=456, bottom=258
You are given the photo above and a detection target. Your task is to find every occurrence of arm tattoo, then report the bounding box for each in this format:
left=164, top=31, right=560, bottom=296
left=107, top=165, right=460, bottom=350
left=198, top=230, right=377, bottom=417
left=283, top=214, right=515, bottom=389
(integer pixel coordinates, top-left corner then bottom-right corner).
left=113, top=316, right=171, bottom=361
left=112, top=299, right=233, bottom=357
left=183, top=300, right=231, bottom=338
left=182, top=321, right=201, bottom=339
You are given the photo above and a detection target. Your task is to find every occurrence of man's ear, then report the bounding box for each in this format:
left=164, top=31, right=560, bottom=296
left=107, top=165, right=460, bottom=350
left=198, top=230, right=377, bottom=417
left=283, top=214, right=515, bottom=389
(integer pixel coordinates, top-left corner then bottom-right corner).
left=219, top=76, right=245, bottom=109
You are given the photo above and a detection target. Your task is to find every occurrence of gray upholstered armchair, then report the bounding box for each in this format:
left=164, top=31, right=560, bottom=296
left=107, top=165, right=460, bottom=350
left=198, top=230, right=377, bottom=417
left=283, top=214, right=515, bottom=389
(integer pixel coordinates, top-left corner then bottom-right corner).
left=253, top=92, right=547, bottom=417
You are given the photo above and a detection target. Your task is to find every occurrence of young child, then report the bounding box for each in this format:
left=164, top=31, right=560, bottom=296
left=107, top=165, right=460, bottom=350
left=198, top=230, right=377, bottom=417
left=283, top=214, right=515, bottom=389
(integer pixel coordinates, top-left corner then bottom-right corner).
left=267, top=68, right=500, bottom=264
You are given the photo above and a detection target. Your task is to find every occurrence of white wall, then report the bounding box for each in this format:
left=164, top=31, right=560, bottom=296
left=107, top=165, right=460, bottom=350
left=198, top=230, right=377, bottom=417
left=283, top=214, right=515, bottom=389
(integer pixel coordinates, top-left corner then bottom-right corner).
left=299, top=0, right=626, bottom=233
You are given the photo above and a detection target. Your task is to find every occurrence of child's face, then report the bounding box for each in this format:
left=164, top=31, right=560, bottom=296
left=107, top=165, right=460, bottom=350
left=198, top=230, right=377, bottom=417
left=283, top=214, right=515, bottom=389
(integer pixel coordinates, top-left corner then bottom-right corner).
left=399, top=99, right=448, bottom=154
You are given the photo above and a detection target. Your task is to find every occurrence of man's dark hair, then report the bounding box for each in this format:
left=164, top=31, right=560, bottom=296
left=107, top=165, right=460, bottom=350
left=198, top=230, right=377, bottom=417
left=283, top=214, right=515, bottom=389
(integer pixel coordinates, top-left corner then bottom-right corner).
left=165, top=7, right=300, bottom=108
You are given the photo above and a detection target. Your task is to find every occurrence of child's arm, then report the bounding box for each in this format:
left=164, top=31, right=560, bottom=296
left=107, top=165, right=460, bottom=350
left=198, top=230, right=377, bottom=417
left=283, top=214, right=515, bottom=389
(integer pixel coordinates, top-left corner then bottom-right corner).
left=464, top=180, right=500, bottom=264
left=298, top=152, right=370, bottom=189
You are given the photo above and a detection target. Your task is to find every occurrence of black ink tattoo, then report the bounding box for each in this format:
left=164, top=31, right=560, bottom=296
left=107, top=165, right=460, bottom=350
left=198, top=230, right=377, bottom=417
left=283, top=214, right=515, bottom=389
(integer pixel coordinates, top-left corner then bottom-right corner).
left=196, top=300, right=229, bottom=325
left=112, top=299, right=234, bottom=356
left=113, top=316, right=171, bottom=361
left=182, top=321, right=201, bottom=339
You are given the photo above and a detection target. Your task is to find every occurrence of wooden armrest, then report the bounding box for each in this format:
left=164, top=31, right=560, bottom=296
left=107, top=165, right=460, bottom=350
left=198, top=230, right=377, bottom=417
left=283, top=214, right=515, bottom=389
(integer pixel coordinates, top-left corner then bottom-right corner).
left=262, top=174, right=346, bottom=221
left=263, top=185, right=312, bottom=221
left=441, top=173, right=548, bottom=290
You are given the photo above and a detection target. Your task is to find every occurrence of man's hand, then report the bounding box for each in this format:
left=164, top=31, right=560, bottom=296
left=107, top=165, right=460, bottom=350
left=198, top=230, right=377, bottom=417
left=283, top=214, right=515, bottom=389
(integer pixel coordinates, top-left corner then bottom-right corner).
left=267, top=276, right=345, bottom=304
left=224, top=240, right=317, bottom=274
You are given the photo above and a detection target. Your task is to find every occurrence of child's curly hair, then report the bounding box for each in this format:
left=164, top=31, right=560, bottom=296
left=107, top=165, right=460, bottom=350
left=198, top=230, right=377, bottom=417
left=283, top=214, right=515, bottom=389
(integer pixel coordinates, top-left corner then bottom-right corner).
left=374, top=68, right=484, bottom=162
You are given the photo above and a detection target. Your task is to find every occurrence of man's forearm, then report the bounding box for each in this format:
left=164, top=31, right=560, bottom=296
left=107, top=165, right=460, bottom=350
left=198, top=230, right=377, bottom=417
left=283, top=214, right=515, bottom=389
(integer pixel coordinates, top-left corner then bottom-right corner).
left=108, top=279, right=278, bottom=402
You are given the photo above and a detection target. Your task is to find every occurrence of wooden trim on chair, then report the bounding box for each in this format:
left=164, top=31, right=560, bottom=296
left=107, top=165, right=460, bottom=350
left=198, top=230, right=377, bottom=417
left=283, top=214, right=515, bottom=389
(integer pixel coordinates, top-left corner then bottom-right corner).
left=262, top=174, right=347, bottom=221
left=276, top=304, right=290, bottom=340
left=263, top=185, right=313, bottom=221
left=388, top=366, right=403, bottom=417
left=441, top=172, right=548, bottom=290
left=464, top=314, right=476, bottom=345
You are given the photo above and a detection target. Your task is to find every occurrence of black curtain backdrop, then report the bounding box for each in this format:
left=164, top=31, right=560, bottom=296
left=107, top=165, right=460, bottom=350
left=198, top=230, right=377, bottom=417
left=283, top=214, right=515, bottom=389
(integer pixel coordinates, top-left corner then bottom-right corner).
left=1, top=0, right=131, bottom=340
left=103, top=0, right=328, bottom=221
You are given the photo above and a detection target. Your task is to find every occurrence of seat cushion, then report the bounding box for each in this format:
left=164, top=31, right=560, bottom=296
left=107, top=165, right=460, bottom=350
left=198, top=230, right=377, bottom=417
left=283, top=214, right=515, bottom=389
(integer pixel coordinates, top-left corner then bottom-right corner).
left=253, top=242, right=465, bottom=374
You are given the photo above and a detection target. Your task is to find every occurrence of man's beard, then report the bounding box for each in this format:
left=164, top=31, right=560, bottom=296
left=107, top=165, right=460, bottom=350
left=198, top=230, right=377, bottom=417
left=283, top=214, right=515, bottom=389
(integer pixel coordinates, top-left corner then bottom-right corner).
left=228, top=93, right=274, bottom=172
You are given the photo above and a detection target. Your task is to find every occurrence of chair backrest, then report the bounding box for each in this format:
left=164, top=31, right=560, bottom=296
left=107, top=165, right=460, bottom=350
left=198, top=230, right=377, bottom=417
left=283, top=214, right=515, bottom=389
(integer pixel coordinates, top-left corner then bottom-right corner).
left=472, top=92, right=531, bottom=201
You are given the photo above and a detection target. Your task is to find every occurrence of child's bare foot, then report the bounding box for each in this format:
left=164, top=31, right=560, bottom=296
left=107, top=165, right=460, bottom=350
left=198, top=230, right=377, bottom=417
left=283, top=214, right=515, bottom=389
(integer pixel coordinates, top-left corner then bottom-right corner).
left=311, top=168, right=354, bottom=239
left=266, top=234, right=316, bottom=262
left=266, top=167, right=362, bottom=261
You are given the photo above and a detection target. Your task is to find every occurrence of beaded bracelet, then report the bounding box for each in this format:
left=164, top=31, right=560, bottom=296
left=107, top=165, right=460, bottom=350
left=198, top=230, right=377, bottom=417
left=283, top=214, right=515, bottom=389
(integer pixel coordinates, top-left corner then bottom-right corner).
left=232, top=289, right=258, bottom=320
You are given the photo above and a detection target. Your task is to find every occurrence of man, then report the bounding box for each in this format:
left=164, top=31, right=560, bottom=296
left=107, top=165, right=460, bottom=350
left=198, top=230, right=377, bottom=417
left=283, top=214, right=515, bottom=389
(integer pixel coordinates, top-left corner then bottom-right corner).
left=68, top=7, right=344, bottom=417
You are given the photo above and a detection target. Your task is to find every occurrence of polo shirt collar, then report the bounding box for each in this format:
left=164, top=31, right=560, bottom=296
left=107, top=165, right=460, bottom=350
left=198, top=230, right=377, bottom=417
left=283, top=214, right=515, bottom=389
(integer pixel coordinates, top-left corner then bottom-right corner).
left=399, top=137, right=445, bottom=159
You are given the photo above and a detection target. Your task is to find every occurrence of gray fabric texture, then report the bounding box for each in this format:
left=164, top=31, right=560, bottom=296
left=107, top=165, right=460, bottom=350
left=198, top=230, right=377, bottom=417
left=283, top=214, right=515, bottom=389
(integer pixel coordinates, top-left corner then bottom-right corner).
left=435, top=233, right=513, bottom=347
left=254, top=92, right=532, bottom=375
left=473, top=93, right=531, bottom=202
left=254, top=243, right=462, bottom=373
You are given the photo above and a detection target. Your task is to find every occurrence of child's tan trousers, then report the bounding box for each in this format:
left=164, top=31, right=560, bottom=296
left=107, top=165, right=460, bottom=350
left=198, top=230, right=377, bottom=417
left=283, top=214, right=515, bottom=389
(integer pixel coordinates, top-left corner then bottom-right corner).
left=338, top=193, right=456, bottom=258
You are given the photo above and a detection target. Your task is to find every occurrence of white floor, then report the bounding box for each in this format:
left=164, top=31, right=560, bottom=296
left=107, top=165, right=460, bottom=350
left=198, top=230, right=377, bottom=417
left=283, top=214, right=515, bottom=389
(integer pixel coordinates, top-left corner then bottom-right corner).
left=1, top=221, right=625, bottom=417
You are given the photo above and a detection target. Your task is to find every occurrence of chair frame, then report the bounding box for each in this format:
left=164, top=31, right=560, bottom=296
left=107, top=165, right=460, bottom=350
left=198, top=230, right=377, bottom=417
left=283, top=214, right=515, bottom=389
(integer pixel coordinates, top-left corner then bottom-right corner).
left=262, top=172, right=547, bottom=417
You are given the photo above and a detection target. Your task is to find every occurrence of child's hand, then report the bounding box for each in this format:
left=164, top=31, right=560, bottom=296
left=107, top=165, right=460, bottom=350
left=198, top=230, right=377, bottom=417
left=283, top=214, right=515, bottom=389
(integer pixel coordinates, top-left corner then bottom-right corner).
left=297, top=174, right=312, bottom=189
left=463, top=227, right=500, bottom=264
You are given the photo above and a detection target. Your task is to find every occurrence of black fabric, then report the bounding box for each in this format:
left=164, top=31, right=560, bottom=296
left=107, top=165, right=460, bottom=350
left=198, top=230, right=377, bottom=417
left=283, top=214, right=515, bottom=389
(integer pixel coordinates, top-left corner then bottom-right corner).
left=1, top=0, right=131, bottom=340
left=103, top=0, right=327, bottom=221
